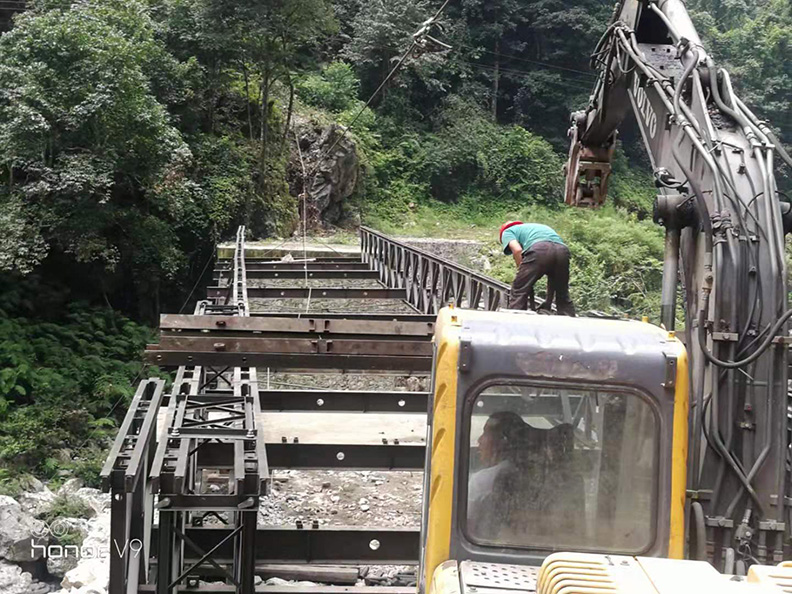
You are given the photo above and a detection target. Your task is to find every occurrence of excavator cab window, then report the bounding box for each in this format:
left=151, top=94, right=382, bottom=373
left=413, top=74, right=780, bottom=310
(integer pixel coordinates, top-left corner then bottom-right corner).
left=465, top=383, right=658, bottom=554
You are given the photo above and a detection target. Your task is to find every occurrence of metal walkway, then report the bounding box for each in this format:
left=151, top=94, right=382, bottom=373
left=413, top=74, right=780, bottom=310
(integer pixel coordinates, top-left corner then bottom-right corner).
left=102, top=226, right=509, bottom=594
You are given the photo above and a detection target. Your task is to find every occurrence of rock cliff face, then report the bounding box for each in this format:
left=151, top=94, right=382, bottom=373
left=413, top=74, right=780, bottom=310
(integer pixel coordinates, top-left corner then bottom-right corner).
left=289, top=116, right=361, bottom=229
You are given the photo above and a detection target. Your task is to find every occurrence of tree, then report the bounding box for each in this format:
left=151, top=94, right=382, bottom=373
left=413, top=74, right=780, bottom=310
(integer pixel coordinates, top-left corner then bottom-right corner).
left=344, top=0, right=432, bottom=98
left=194, top=0, right=338, bottom=219
left=0, top=0, right=195, bottom=320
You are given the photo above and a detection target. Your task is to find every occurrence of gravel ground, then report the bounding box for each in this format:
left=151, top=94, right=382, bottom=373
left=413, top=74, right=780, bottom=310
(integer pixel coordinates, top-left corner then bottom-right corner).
left=251, top=297, right=417, bottom=314
left=260, top=470, right=422, bottom=528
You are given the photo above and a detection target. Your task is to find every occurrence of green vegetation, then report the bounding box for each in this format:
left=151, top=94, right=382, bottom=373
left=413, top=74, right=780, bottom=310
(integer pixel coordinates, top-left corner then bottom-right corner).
left=0, top=275, right=154, bottom=485
left=0, top=0, right=789, bottom=483
left=40, top=494, right=95, bottom=524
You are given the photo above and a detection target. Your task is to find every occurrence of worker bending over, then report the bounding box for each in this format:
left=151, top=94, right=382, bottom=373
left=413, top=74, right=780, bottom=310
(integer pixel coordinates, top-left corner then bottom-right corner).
left=500, top=221, right=576, bottom=316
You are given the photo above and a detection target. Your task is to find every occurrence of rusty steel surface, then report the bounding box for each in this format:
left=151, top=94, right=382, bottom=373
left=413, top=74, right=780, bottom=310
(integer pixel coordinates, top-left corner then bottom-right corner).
left=143, top=351, right=432, bottom=372
left=360, top=226, right=510, bottom=313
left=215, top=270, right=380, bottom=280
left=159, top=314, right=435, bottom=337
left=150, top=336, right=433, bottom=357
left=208, top=287, right=408, bottom=300
left=106, top=225, right=511, bottom=593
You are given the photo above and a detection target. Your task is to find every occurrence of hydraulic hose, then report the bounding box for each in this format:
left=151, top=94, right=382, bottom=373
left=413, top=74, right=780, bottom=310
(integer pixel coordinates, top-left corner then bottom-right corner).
left=691, top=501, right=708, bottom=561
left=673, top=142, right=713, bottom=252
left=648, top=2, right=682, bottom=44
left=701, top=329, right=765, bottom=513
left=697, top=296, right=792, bottom=369
left=724, top=352, right=774, bottom=517
left=735, top=97, right=792, bottom=170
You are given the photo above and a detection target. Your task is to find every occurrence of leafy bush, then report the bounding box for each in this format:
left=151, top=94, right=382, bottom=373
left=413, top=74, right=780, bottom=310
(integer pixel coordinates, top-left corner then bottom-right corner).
left=0, top=298, right=155, bottom=478
left=420, top=98, right=564, bottom=204
left=40, top=494, right=95, bottom=524
left=297, top=62, right=361, bottom=113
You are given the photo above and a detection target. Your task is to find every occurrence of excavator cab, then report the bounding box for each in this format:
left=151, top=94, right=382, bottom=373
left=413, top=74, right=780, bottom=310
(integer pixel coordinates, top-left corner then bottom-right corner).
left=419, top=307, right=689, bottom=593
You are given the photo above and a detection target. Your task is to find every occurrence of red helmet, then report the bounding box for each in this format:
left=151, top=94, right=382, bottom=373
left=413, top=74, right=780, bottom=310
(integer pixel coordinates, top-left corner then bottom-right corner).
left=499, top=221, right=523, bottom=243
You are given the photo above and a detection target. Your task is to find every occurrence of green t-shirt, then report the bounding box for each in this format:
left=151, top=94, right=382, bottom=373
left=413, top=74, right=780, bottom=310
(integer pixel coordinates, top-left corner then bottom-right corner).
left=502, top=223, right=564, bottom=255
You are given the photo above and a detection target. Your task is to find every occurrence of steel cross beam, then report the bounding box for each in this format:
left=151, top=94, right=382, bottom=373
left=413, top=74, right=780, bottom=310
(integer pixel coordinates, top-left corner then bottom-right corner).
left=139, top=586, right=416, bottom=594
left=208, top=287, right=408, bottom=300
left=143, top=351, right=432, bottom=372
left=158, top=314, right=435, bottom=338
left=217, top=256, right=362, bottom=264
left=254, top=389, right=429, bottom=413
left=214, top=270, right=379, bottom=281
left=150, top=526, right=420, bottom=564
left=148, top=336, right=433, bottom=357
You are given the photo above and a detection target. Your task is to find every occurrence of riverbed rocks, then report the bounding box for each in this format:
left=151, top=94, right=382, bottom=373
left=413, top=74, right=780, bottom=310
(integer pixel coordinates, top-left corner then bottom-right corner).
left=0, top=495, right=48, bottom=562
left=0, top=559, right=34, bottom=594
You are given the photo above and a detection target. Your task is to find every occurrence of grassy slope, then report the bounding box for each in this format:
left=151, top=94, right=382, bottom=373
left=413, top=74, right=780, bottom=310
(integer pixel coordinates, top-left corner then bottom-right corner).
left=363, top=195, right=670, bottom=320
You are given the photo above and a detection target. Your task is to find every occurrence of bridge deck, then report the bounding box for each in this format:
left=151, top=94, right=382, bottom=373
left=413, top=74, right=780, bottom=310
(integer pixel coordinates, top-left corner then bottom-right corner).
left=102, top=226, right=510, bottom=593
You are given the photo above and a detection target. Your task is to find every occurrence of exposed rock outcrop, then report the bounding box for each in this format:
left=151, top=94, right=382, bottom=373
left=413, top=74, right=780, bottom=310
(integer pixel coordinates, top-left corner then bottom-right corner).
left=290, top=116, right=361, bottom=229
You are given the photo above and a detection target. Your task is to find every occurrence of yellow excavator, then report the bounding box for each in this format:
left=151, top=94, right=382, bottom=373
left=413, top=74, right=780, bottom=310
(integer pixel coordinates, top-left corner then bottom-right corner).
left=418, top=1, right=792, bottom=592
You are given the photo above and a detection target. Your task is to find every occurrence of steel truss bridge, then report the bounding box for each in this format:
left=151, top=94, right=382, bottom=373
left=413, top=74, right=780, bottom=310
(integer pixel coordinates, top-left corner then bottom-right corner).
left=101, top=226, right=510, bottom=594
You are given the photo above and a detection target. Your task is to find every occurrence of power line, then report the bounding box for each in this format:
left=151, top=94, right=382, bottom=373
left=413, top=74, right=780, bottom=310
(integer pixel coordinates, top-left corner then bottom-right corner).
left=307, top=0, right=454, bottom=175
left=458, top=43, right=598, bottom=80
left=457, top=58, right=594, bottom=94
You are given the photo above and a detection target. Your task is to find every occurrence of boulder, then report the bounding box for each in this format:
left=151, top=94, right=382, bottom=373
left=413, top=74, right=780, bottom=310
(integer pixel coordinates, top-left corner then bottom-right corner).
left=60, top=559, right=108, bottom=592
left=57, top=479, right=84, bottom=497
left=46, top=518, right=89, bottom=578
left=0, top=559, right=33, bottom=594
left=73, top=489, right=108, bottom=517
left=17, top=487, right=57, bottom=517
left=0, top=495, right=48, bottom=562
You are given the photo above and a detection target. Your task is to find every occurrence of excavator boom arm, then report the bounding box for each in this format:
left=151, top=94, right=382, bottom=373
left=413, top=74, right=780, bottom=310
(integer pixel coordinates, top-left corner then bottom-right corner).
left=565, top=0, right=792, bottom=570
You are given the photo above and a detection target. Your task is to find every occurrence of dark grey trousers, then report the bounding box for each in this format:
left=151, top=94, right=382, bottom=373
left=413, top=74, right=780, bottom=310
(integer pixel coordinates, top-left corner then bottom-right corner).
left=508, top=241, right=576, bottom=316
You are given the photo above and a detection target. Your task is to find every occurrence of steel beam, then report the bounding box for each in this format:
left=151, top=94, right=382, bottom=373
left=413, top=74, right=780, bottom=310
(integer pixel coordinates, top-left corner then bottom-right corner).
left=254, top=390, right=429, bottom=413
left=249, top=312, right=436, bottom=322
left=208, top=287, right=407, bottom=300
left=218, top=256, right=362, bottom=264
left=196, top=442, right=425, bottom=470
left=150, top=527, right=419, bottom=564
left=140, top=586, right=416, bottom=594
left=143, top=351, right=432, bottom=372
left=215, top=270, right=379, bottom=280
left=159, top=315, right=435, bottom=338
left=150, top=336, right=432, bottom=357
left=221, top=263, right=371, bottom=272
